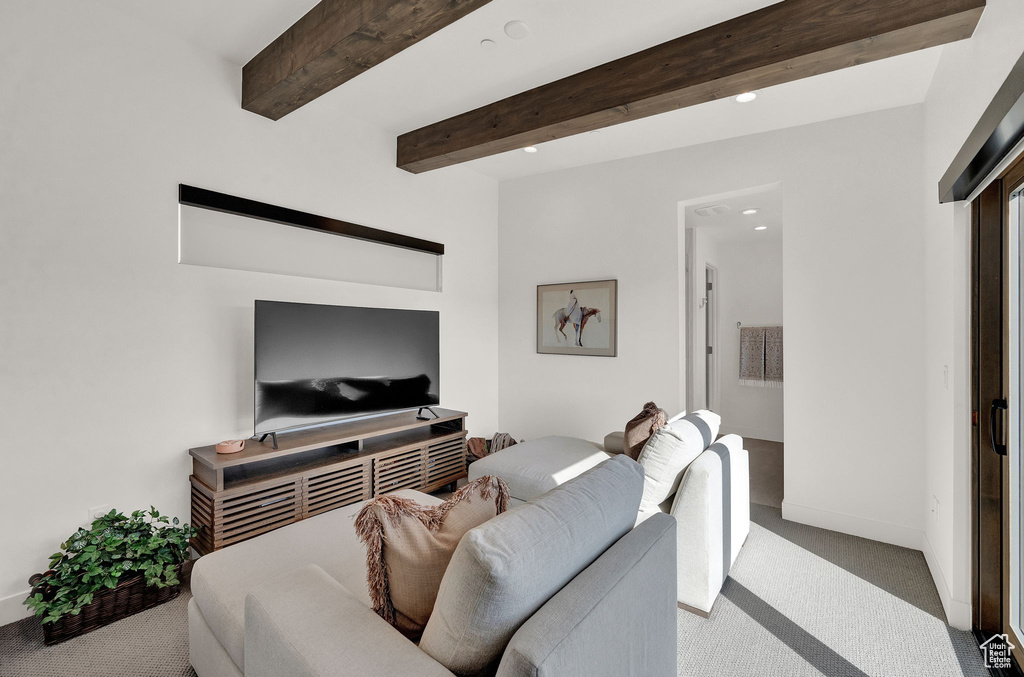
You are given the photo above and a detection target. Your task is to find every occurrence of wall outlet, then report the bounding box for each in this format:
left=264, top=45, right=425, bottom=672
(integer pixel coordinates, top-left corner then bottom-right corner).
left=86, top=504, right=110, bottom=527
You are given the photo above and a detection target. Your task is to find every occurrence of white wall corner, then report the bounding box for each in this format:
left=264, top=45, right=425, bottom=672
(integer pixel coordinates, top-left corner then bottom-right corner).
left=0, top=590, right=33, bottom=628
left=782, top=501, right=973, bottom=630
left=781, top=500, right=924, bottom=550
left=921, top=531, right=973, bottom=631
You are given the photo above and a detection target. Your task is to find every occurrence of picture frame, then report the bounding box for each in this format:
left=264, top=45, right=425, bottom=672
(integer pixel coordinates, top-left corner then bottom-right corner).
left=536, top=279, right=617, bottom=357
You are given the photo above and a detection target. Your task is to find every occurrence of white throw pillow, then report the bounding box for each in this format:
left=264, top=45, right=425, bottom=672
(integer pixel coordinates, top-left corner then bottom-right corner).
left=636, top=409, right=720, bottom=514
left=666, top=409, right=721, bottom=449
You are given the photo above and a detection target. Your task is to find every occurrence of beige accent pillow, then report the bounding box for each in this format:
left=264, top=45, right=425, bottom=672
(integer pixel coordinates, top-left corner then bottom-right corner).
left=354, top=476, right=509, bottom=639
left=623, top=401, right=667, bottom=459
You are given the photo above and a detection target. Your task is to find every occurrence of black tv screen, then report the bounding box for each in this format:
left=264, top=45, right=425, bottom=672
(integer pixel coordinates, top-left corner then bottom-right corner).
left=254, top=301, right=440, bottom=435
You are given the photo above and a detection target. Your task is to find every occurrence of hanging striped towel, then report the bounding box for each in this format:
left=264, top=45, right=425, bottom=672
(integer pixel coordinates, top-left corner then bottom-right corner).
left=765, top=326, right=784, bottom=386
left=739, top=326, right=783, bottom=388
left=739, top=326, right=765, bottom=385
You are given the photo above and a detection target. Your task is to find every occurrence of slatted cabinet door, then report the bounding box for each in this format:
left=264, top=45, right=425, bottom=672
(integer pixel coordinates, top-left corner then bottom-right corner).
left=189, top=478, right=216, bottom=555
left=304, top=459, right=372, bottom=517
left=217, top=481, right=302, bottom=549
left=190, top=476, right=302, bottom=554
left=373, top=446, right=426, bottom=495
left=425, top=435, right=467, bottom=490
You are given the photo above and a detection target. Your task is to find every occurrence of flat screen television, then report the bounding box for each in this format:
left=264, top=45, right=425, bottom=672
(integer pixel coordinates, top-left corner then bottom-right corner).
left=254, top=300, right=440, bottom=436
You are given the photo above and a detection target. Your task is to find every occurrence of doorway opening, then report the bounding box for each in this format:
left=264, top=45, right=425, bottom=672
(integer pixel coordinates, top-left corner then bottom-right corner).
left=682, top=184, right=784, bottom=509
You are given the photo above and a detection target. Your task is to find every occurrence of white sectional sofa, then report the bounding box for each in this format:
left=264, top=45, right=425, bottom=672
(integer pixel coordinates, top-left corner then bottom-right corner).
left=468, top=418, right=749, bottom=616
left=188, top=455, right=678, bottom=677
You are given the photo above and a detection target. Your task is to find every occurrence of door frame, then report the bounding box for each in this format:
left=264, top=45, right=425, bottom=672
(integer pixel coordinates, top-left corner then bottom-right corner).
left=1002, top=158, right=1024, bottom=666
left=705, top=264, right=720, bottom=413
left=972, top=153, right=1024, bottom=668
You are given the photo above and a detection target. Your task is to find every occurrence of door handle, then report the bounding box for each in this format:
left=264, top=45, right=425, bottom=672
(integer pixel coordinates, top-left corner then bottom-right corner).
left=990, top=398, right=1008, bottom=456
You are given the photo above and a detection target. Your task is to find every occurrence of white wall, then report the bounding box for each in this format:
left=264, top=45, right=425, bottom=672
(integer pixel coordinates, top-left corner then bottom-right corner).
left=0, top=1, right=499, bottom=624
left=919, top=0, right=1024, bottom=630
left=714, top=238, right=785, bottom=442
left=499, top=105, right=928, bottom=550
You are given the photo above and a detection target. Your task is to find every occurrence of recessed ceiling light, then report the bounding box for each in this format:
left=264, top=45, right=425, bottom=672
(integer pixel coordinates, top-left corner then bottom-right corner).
left=736, top=91, right=757, bottom=103
left=480, top=39, right=496, bottom=48
left=504, top=20, right=530, bottom=40
left=742, top=208, right=759, bottom=215
left=523, top=146, right=538, bottom=153
left=754, top=225, right=768, bottom=231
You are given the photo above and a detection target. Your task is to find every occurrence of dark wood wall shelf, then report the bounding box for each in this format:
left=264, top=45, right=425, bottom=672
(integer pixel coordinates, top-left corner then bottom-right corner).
left=178, top=184, right=444, bottom=255
left=188, top=409, right=468, bottom=554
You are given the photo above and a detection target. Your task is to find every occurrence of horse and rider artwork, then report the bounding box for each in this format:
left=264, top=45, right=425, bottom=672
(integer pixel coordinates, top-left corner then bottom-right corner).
left=536, top=279, right=617, bottom=357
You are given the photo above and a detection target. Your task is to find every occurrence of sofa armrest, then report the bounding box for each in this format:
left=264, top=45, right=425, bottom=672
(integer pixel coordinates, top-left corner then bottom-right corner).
left=497, top=513, right=677, bottom=677
left=244, top=564, right=455, bottom=677
left=603, top=431, right=625, bottom=454
left=669, top=434, right=749, bottom=614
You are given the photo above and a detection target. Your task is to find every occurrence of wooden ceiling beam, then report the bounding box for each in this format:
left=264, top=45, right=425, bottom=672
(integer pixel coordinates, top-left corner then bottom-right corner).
left=397, top=0, right=985, bottom=173
left=243, top=0, right=493, bottom=121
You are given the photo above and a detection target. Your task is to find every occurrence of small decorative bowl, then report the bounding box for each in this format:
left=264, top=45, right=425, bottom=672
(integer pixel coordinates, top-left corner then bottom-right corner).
left=215, top=439, right=245, bottom=454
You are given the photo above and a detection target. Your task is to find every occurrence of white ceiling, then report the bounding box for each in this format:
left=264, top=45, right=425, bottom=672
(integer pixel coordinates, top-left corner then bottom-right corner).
left=94, top=0, right=947, bottom=182
left=685, top=186, right=783, bottom=244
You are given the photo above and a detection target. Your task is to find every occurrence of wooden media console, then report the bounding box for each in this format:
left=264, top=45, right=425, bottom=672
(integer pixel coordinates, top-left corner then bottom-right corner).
left=188, top=409, right=468, bottom=554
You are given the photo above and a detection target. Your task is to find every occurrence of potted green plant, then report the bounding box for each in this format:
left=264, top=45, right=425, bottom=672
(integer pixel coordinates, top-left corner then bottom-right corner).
left=24, top=507, right=197, bottom=644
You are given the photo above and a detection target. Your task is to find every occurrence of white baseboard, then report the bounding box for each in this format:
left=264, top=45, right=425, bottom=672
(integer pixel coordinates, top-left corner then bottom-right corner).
left=920, top=531, right=972, bottom=631
left=781, top=500, right=923, bottom=549
left=781, top=501, right=973, bottom=630
left=0, top=589, right=33, bottom=627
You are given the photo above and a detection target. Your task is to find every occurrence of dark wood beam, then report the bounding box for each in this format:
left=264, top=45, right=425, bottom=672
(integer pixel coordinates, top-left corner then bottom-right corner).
left=397, top=0, right=985, bottom=173
left=243, top=0, right=493, bottom=121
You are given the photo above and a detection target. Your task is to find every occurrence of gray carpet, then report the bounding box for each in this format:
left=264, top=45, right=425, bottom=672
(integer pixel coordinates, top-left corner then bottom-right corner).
left=677, top=504, right=988, bottom=677
left=746, top=437, right=785, bottom=509
left=0, top=507, right=990, bottom=677
left=0, top=586, right=196, bottom=677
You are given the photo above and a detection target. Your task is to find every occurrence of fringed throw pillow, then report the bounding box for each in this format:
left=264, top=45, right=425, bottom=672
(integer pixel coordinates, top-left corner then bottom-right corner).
left=623, top=402, right=667, bottom=460
left=354, top=476, right=509, bottom=639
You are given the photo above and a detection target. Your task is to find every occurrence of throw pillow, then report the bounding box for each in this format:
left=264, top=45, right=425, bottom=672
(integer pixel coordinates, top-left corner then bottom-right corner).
left=354, top=476, right=509, bottom=639
left=636, top=421, right=707, bottom=514
left=623, top=401, right=667, bottom=459
left=666, top=409, right=721, bottom=449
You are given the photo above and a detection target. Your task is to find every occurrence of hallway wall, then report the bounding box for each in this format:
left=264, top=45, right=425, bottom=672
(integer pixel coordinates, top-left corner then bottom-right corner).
left=715, top=238, right=784, bottom=442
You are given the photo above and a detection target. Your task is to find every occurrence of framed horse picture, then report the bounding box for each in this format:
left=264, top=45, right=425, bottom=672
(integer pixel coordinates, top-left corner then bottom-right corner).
left=537, top=279, right=617, bottom=357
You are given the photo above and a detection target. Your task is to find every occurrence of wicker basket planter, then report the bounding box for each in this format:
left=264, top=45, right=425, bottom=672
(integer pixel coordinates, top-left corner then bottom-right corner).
left=30, top=564, right=182, bottom=645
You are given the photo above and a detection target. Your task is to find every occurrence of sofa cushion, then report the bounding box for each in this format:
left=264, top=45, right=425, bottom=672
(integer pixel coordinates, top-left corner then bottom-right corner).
left=190, top=489, right=441, bottom=672
left=419, top=455, right=644, bottom=676
left=637, top=421, right=707, bottom=514
left=354, top=476, right=509, bottom=639
left=467, top=436, right=610, bottom=502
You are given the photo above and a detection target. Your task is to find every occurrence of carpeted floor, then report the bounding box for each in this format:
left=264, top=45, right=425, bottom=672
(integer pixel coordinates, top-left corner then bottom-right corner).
left=677, top=504, right=988, bottom=677
left=0, top=584, right=196, bottom=677
left=0, top=481, right=990, bottom=676
left=746, top=437, right=785, bottom=509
